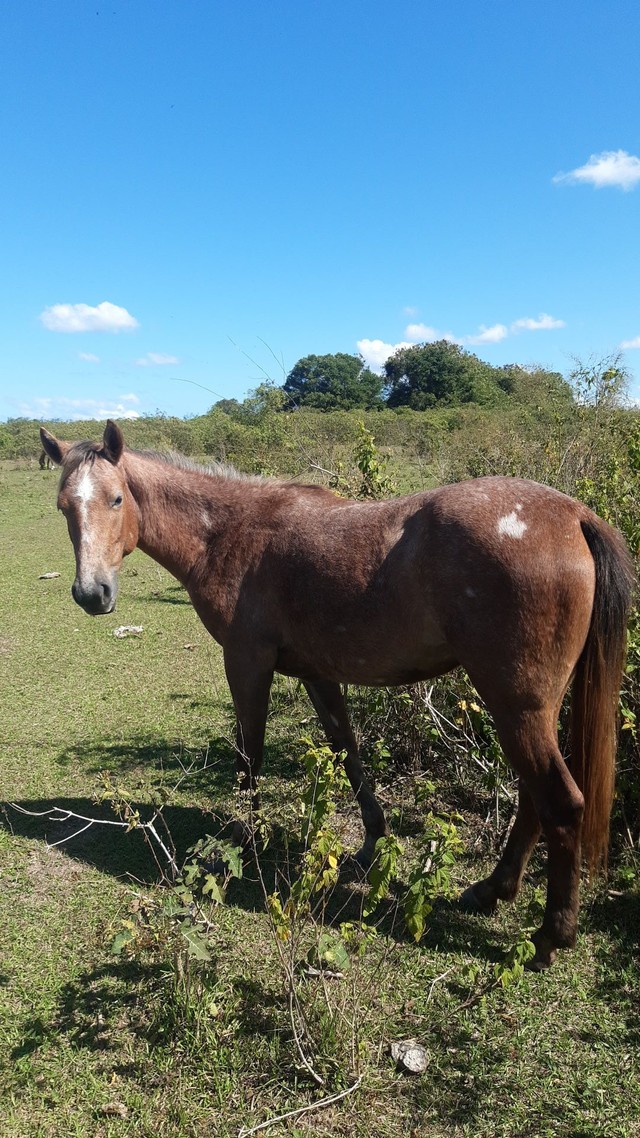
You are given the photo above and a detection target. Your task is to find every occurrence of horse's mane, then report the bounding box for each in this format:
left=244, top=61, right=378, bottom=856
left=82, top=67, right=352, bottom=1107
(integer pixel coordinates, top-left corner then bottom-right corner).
left=59, top=441, right=267, bottom=487
left=136, top=452, right=338, bottom=497
left=137, top=449, right=266, bottom=484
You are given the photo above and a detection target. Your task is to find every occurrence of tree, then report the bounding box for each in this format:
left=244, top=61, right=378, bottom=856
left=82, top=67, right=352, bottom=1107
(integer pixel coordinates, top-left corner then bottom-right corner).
left=568, top=352, right=631, bottom=410
left=211, top=397, right=243, bottom=419
left=497, top=364, right=575, bottom=407
left=283, top=353, right=384, bottom=411
left=384, top=340, right=504, bottom=410
left=212, top=383, right=287, bottom=422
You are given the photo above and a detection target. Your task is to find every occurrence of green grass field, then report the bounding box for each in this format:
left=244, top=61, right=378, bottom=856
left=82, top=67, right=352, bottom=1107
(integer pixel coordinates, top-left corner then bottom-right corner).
left=1, top=463, right=639, bottom=1138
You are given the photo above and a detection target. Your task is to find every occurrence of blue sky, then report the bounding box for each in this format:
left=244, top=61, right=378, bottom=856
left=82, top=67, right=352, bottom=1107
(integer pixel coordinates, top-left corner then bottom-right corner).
left=1, top=0, right=639, bottom=422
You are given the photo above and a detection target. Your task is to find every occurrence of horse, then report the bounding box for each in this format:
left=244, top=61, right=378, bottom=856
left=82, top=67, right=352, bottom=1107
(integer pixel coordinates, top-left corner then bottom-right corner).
left=40, top=419, right=634, bottom=969
left=39, top=448, right=54, bottom=470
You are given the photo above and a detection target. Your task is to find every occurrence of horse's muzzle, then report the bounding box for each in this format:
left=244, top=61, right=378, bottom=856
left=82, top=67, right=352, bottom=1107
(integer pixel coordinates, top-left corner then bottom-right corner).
left=72, top=578, right=117, bottom=615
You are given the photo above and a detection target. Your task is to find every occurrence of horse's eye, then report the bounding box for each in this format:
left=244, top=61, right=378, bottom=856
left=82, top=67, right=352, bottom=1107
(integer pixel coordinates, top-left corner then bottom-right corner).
left=113, top=494, right=123, bottom=508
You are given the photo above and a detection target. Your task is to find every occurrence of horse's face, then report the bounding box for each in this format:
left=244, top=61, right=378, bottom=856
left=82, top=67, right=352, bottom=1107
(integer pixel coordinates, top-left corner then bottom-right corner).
left=40, top=421, right=139, bottom=616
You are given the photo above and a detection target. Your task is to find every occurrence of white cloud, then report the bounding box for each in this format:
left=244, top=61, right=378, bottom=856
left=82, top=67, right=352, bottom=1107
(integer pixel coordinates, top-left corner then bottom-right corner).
left=357, top=338, right=414, bottom=371
left=553, top=150, right=640, bottom=191
left=404, top=323, right=457, bottom=343
left=136, top=352, right=180, bottom=367
left=403, top=306, right=419, bottom=317
left=464, top=323, right=509, bottom=345
left=78, top=352, right=100, bottom=362
left=511, top=313, right=566, bottom=332
left=361, top=310, right=564, bottom=365
left=20, top=395, right=141, bottom=421
left=40, top=301, right=139, bottom=333
left=620, top=335, right=640, bottom=349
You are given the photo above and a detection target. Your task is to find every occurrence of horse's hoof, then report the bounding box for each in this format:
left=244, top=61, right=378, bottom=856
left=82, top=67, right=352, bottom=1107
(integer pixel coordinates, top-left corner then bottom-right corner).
left=527, top=933, right=557, bottom=971
left=459, top=884, right=498, bottom=917
left=526, top=955, right=552, bottom=972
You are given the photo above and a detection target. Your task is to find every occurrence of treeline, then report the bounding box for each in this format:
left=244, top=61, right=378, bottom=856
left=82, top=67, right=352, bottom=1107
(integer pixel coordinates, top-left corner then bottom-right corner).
left=225, top=340, right=576, bottom=413
left=1, top=349, right=635, bottom=491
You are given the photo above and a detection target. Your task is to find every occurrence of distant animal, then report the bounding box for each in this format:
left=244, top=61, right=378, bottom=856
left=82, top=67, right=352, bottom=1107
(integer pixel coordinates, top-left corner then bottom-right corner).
left=40, top=420, right=634, bottom=969
left=39, top=449, right=54, bottom=470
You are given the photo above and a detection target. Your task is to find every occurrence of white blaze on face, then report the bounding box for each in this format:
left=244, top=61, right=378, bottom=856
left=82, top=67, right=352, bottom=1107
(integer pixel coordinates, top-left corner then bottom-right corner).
left=75, top=469, right=94, bottom=526
left=497, top=510, right=528, bottom=539
left=73, top=468, right=100, bottom=567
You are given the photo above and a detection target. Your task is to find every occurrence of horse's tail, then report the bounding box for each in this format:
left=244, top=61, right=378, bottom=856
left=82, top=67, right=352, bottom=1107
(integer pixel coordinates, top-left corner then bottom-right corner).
left=571, top=516, right=635, bottom=872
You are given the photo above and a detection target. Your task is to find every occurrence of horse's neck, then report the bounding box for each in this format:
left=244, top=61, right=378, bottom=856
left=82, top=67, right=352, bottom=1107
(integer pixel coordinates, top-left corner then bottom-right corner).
left=123, top=452, right=217, bottom=584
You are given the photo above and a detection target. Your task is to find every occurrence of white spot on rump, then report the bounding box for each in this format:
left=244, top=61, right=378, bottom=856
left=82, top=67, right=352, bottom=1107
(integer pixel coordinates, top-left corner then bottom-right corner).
left=497, top=511, right=528, bottom=539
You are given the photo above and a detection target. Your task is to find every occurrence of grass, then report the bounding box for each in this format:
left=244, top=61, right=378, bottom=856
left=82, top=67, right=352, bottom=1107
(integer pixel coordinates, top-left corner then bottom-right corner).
left=1, top=463, right=639, bottom=1138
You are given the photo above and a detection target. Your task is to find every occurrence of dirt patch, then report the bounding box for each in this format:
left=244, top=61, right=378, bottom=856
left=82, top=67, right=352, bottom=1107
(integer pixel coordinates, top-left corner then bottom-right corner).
left=26, top=845, right=87, bottom=904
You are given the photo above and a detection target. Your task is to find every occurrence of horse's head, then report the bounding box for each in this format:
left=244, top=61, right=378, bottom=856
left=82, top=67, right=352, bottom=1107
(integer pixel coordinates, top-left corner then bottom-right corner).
left=40, top=420, right=139, bottom=615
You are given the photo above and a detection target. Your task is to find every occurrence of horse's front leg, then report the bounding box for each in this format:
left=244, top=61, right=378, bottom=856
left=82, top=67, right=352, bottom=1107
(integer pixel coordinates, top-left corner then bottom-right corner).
left=223, top=646, right=274, bottom=849
left=304, top=679, right=388, bottom=867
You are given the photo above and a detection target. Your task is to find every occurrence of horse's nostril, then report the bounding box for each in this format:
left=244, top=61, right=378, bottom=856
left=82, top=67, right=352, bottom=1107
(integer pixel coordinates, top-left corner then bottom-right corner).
left=72, top=578, right=116, bottom=614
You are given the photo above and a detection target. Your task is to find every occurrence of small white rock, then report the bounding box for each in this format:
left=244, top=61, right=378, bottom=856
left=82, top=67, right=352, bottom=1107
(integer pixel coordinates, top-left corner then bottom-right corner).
left=113, top=625, right=144, bottom=639
left=390, top=1038, right=429, bottom=1074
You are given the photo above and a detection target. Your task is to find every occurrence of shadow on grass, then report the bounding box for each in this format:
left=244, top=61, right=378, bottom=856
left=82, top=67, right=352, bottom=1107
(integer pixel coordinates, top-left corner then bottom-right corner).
left=1, top=787, right=503, bottom=965
left=50, top=729, right=305, bottom=787
left=147, top=584, right=192, bottom=606
left=50, top=732, right=233, bottom=780
left=6, top=716, right=640, bottom=986
left=3, top=795, right=213, bottom=882
left=587, top=886, right=640, bottom=1047
left=11, top=960, right=295, bottom=1096
left=11, top=960, right=164, bottom=1060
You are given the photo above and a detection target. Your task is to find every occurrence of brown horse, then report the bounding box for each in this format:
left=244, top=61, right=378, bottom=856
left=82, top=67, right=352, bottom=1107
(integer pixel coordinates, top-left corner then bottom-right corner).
left=40, top=420, right=634, bottom=969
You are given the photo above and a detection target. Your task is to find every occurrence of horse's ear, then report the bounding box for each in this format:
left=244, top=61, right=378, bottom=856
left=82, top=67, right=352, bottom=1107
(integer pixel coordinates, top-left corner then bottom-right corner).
left=103, top=420, right=124, bottom=465
left=40, top=427, right=70, bottom=466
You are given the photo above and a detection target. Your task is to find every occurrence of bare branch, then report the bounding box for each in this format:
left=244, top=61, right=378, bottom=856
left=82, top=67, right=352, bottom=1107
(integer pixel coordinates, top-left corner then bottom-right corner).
left=237, top=1077, right=362, bottom=1138
left=7, top=802, right=180, bottom=879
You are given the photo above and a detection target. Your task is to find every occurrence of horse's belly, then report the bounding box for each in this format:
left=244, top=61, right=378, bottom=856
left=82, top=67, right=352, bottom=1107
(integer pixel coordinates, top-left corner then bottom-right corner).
left=275, top=633, right=457, bottom=687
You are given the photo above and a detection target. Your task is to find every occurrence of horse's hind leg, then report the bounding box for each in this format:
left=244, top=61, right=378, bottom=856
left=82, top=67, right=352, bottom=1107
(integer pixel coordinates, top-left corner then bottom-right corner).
left=304, top=679, right=389, bottom=866
left=466, top=709, right=584, bottom=969
left=461, top=780, right=541, bottom=914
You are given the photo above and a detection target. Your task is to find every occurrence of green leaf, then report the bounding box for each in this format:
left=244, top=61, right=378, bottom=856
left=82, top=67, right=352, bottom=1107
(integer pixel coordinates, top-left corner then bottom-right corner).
left=203, top=875, right=225, bottom=904
left=219, top=842, right=244, bottom=880
left=180, top=923, right=212, bottom=961
left=314, top=931, right=350, bottom=973
left=111, top=928, right=136, bottom=955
